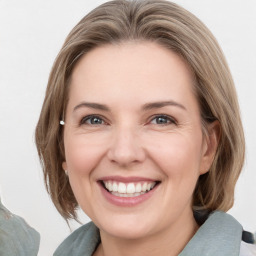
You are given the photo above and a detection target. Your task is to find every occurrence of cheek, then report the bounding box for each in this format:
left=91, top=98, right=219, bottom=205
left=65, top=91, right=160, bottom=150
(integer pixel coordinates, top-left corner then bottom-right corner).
left=63, top=138, right=106, bottom=214
left=147, top=133, right=203, bottom=177
left=64, top=135, right=106, bottom=175
left=144, top=134, right=203, bottom=220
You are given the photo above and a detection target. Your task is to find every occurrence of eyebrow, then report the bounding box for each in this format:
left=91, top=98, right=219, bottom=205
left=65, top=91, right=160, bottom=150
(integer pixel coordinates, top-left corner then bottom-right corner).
left=142, top=101, right=186, bottom=111
left=73, top=102, right=110, bottom=112
left=73, top=100, right=186, bottom=113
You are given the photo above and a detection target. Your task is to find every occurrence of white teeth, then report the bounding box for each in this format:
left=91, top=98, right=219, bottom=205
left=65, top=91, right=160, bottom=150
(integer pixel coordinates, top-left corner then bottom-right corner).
left=112, top=182, right=118, bottom=192
left=103, top=180, right=157, bottom=196
left=112, top=191, right=146, bottom=197
left=118, top=182, right=126, bottom=193
left=142, top=183, right=147, bottom=192
left=135, top=183, right=142, bottom=193
left=126, top=183, right=135, bottom=193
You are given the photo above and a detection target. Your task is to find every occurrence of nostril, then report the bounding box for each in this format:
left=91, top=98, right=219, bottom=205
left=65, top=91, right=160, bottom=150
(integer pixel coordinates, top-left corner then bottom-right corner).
left=107, top=146, right=146, bottom=166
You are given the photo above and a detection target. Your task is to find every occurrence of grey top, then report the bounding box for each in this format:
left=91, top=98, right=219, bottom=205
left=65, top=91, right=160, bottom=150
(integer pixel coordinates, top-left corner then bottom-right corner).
left=54, top=211, right=244, bottom=256
left=0, top=199, right=40, bottom=256
left=179, top=211, right=242, bottom=256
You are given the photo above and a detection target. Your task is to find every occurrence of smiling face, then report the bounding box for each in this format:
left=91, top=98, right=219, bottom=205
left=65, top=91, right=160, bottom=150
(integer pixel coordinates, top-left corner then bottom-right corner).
left=62, top=42, right=216, bottom=240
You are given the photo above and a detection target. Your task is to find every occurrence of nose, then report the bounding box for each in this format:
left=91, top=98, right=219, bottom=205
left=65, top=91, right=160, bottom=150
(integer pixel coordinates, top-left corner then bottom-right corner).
left=107, top=126, right=146, bottom=167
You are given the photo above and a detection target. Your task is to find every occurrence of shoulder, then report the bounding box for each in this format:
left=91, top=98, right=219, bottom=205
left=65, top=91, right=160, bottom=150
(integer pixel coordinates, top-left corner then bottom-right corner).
left=180, top=211, right=248, bottom=255
left=195, top=211, right=256, bottom=256
left=53, top=221, right=100, bottom=256
left=0, top=200, right=40, bottom=256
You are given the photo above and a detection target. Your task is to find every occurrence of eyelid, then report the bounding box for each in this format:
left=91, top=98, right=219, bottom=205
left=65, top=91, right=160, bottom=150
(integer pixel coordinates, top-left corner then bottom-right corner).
left=148, top=114, right=177, bottom=125
left=80, top=114, right=109, bottom=125
left=78, top=114, right=176, bottom=126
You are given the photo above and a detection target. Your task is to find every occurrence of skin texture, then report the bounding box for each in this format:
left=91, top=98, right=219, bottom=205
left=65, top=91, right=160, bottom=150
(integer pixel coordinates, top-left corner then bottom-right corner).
left=62, top=42, right=219, bottom=256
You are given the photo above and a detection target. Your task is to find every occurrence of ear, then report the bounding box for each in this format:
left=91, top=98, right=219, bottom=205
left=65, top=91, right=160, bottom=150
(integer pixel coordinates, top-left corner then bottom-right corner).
left=200, top=120, right=220, bottom=175
left=62, top=161, right=67, bottom=171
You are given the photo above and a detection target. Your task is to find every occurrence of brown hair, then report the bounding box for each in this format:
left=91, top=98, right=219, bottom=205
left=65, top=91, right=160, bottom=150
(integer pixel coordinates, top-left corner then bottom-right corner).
left=35, top=0, right=245, bottom=220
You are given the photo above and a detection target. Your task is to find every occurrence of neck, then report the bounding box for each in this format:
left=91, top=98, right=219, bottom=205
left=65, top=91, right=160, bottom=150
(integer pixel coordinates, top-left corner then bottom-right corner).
left=94, top=209, right=198, bottom=256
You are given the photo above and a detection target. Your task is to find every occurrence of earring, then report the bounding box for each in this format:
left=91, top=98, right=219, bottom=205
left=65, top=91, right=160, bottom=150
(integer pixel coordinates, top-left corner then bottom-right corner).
left=65, top=170, right=68, bottom=176
left=60, top=120, right=65, bottom=125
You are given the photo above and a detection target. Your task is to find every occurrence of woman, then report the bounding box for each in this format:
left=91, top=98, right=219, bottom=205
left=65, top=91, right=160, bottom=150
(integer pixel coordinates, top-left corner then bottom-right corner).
left=35, top=0, right=255, bottom=255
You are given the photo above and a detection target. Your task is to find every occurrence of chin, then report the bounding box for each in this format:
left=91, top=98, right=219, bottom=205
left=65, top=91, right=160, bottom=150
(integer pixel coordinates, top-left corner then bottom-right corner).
left=96, top=214, right=156, bottom=240
left=104, top=224, right=153, bottom=240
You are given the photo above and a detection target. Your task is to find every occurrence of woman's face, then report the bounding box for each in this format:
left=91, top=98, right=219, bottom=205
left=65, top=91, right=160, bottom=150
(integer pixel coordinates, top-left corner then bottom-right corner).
left=63, top=42, right=215, bottom=239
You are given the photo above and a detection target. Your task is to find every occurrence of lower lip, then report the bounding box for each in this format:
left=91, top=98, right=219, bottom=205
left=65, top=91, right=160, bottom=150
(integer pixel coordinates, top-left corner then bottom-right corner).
left=99, top=183, right=158, bottom=207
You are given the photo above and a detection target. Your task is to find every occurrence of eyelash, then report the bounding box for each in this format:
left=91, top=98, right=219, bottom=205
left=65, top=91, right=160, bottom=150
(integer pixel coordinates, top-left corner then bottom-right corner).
left=79, top=114, right=177, bottom=126
left=80, top=115, right=108, bottom=125
left=149, top=115, right=177, bottom=125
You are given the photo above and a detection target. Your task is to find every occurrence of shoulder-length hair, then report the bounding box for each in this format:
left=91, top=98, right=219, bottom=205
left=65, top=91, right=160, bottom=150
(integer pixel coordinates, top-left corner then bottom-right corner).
left=35, top=0, right=245, bottom=220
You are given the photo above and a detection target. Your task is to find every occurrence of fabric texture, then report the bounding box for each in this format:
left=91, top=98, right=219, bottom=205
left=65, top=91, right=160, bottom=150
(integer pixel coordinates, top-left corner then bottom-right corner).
left=53, top=222, right=100, bottom=256
left=179, top=211, right=242, bottom=256
left=54, top=211, right=245, bottom=256
left=0, top=199, right=40, bottom=256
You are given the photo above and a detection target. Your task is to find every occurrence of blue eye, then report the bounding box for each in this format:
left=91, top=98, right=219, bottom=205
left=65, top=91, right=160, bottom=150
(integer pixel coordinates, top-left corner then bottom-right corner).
left=81, top=115, right=105, bottom=125
left=151, top=115, right=175, bottom=125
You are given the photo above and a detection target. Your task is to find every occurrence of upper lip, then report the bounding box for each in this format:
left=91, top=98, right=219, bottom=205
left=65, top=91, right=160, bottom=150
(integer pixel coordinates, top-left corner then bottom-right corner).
left=98, top=176, right=159, bottom=182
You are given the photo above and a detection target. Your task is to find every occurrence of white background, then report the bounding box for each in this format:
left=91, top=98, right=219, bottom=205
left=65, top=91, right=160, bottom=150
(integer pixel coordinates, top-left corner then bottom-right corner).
left=0, top=0, right=255, bottom=255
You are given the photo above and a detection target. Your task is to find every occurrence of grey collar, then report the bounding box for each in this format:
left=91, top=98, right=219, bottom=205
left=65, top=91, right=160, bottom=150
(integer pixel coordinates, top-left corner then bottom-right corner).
left=54, top=211, right=242, bottom=256
left=179, top=211, right=242, bottom=256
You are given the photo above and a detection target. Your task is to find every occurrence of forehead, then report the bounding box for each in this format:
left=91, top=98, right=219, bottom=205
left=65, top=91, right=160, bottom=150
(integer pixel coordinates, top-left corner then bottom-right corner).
left=68, top=42, right=197, bottom=110
left=71, top=41, right=193, bottom=83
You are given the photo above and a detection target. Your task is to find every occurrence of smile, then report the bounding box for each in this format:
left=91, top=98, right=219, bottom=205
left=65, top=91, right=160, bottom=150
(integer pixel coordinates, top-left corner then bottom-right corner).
left=98, top=176, right=160, bottom=206
left=102, top=181, right=157, bottom=197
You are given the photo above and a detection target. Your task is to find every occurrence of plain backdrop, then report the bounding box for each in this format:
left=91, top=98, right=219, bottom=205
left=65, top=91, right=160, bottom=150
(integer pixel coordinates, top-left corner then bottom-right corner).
left=0, top=0, right=255, bottom=255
